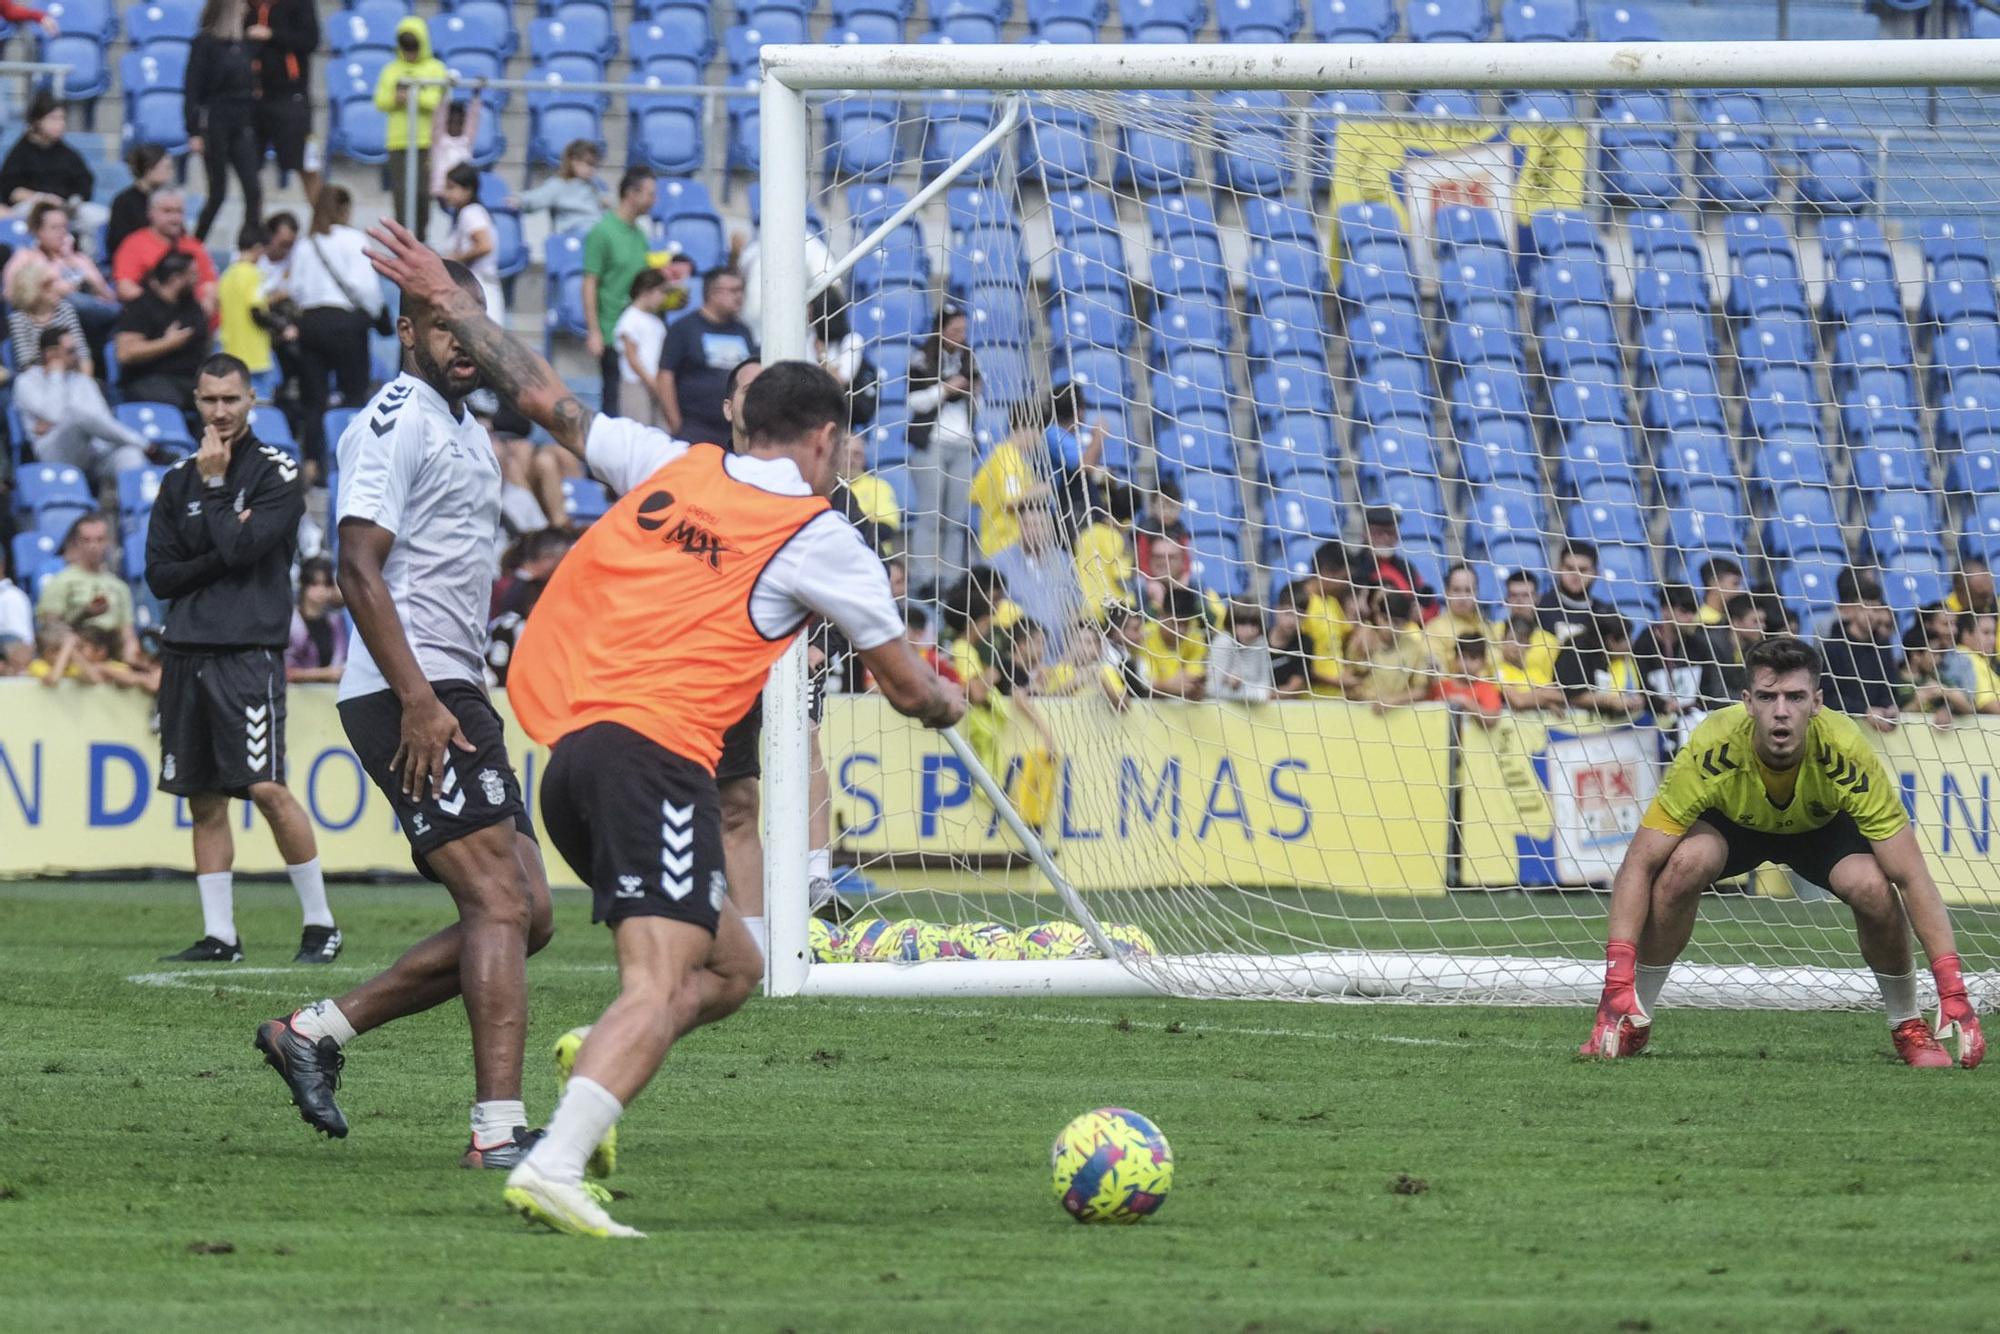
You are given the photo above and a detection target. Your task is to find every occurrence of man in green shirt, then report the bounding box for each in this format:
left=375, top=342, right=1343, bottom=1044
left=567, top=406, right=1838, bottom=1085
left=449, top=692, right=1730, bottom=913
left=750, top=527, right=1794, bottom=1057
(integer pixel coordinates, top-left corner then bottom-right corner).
left=35, top=511, right=138, bottom=661
left=582, top=167, right=657, bottom=418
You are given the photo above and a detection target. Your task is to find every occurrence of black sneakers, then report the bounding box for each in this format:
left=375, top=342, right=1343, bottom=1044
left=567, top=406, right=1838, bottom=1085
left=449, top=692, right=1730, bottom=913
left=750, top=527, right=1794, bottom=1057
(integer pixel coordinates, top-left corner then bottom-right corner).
left=253, top=1016, right=350, bottom=1138
left=294, top=926, right=343, bottom=965
left=160, top=936, right=244, bottom=963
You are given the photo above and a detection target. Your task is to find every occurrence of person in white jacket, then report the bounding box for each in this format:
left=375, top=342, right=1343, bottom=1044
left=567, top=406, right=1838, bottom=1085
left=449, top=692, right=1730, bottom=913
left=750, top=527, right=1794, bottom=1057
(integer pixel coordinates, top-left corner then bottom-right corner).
left=15, top=326, right=151, bottom=486
left=1207, top=597, right=1278, bottom=703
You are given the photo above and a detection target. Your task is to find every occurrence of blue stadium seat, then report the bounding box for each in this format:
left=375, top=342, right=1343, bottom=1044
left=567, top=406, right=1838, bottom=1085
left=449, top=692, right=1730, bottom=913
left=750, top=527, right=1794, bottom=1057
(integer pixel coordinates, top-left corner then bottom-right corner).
left=1921, top=224, right=1998, bottom=326
left=1216, top=0, right=1301, bottom=41
left=1336, top=199, right=1406, bottom=256
left=1795, top=111, right=1873, bottom=214
left=530, top=10, right=616, bottom=59
left=1146, top=192, right=1222, bottom=264
left=1054, top=346, right=1132, bottom=404
left=1311, top=0, right=1396, bottom=39
left=822, top=96, right=901, bottom=182
left=1438, top=250, right=1515, bottom=313
left=1119, top=0, right=1204, bottom=40
left=1264, top=476, right=1344, bottom=566
left=1595, top=545, right=1660, bottom=621
left=1157, top=426, right=1237, bottom=478
left=1242, top=198, right=1319, bottom=255
left=1533, top=258, right=1612, bottom=324
left=1047, top=188, right=1121, bottom=240
left=1187, top=531, right=1250, bottom=599
left=1661, top=430, right=1736, bottom=497
left=114, top=403, right=195, bottom=454
left=1250, top=242, right=1331, bottom=303
left=1434, top=204, right=1508, bottom=260
left=116, top=465, right=168, bottom=532
left=966, top=286, right=1033, bottom=350
left=1410, top=89, right=1480, bottom=121
left=1869, top=492, right=1945, bottom=564
left=1212, top=91, right=1292, bottom=197
left=1548, top=372, right=1628, bottom=430
left=1355, top=422, right=1438, bottom=493
left=1261, top=416, right=1338, bottom=480
left=1723, top=213, right=1802, bottom=320
left=922, top=93, right=998, bottom=186
left=1833, top=319, right=1912, bottom=394
left=1050, top=243, right=1128, bottom=302
left=1504, top=90, right=1575, bottom=123
left=1882, top=563, right=1948, bottom=627
left=1639, top=311, right=1713, bottom=378
left=1558, top=424, right=1634, bottom=492
left=529, top=97, right=606, bottom=171
left=1246, top=304, right=1325, bottom=365
left=40, top=33, right=110, bottom=103
left=1467, top=485, right=1546, bottom=555
left=1766, top=486, right=1846, bottom=562
left=1695, top=128, right=1776, bottom=210
left=1778, top=562, right=1842, bottom=633
left=1152, top=367, right=1229, bottom=433
left=250, top=407, right=297, bottom=458
left=1632, top=269, right=1710, bottom=319
left=1628, top=209, right=1702, bottom=275
left=1115, top=90, right=1197, bottom=192
left=629, top=92, right=700, bottom=176
left=1965, top=497, right=2000, bottom=566
left=1252, top=361, right=1336, bottom=428
left=1593, top=2, right=1659, bottom=38
left=1407, top=0, right=1489, bottom=41
left=1458, top=417, right=1538, bottom=488
left=1949, top=432, right=2000, bottom=495
left=120, top=52, right=190, bottom=156
left=1451, top=363, right=1529, bottom=436
left=15, top=463, right=91, bottom=520
left=1647, top=373, right=1728, bottom=435
left=948, top=186, right=1018, bottom=239
left=1354, top=357, right=1433, bottom=426
left=543, top=231, right=590, bottom=340
left=1852, top=431, right=1928, bottom=492
left=1598, top=93, right=1679, bottom=207
left=1933, top=320, right=2000, bottom=397
left=1666, top=503, right=1745, bottom=570
left=12, top=532, right=60, bottom=588
left=850, top=238, right=928, bottom=297
left=1743, top=367, right=1823, bottom=439
left=1443, top=303, right=1525, bottom=370
left=1823, top=276, right=1903, bottom=326
left=125, top=0, right=197, bottom=47
left=1753, top=434, right=1833, bottom=492
left=650, top=177, right=725, bottom=271
left=951, top=227, right=1027, bottom=299
left=932, top=10, right=1003, bottom=39
left=1735, top=315, right=1815, bottom=386
left=725, top=72, right=764, bottom=174
left=1340, top=250, right=1420, bottom=312
left=46, top=0, right=116, bottom=43
left=1377, top=475, right=1448, bottom=544
left=1538, top=304, right=1619, bottom=374
left=1503, top=0, right=1583, bottom=40
left=847, top=182, right=916, bottom=247
left=725, top=19, right=800, bottom=72
left=430, top=9, right=510, bottom=62
left=1346, top=304, right=1428, bottom=370
left=1821, top=216, right=1892, bottom=281
left=1024, top=102, right=1104, bottom=188
left=1943, top=372, right=2000, bottom=448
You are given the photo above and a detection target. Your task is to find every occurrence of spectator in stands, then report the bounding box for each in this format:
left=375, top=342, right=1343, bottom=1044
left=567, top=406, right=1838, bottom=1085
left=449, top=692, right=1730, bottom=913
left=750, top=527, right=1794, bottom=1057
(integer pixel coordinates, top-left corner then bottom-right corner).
left=114, top=253, right=212, bottom=414
left=0, top=540, right=33, bottom=674
left=1299, top=541, right=1358, bottom=696
left=3, top=202, right=117, bottom=356
left=1073, top=480, right=1137, bottom=621
left=34, top=512, right=138, bottom=663
left=1132, top=474, right=1182, bottom=579
left=812, top=287, right=875, bottom=432
left=991, top=506, right=1085, bottom=658
left=6, top=256, right=88, bottom=374
left=514, top=140, right=608, bottom=238
left=1343, top=589, right=1431, bottom=709
left=1361, top=506, right=1431, bottom=603
left=248, top=0, right=321, bottom=203
left=1207, top=597, right=1277, bottom=703
left=218, top=222, right=285, bottom=401
left=1556, top=615, right=1646, bottom=719
left=1266, top=583, right=1311, bottom=698
left=115, top=253, right=212, bottom=415
left=1819, top=568, right=1903, bottom=732
left=0, top=92, right=94, bottom=220
left=1423, top=562, right=1490, bottom=669
left=1697, top=556, right=1743, bottom=626
left=257, top=210, right=303, bottom=401
left=111, top=189, right=219, bottom=315
left=1703, top=592, right=1767, bottom=703
left=1495, top=613, right=1565, bottom=713
left=1537, top=541, right=1619, bottom=646
left=185, top=0, right=264, bottom=244
left=374, top=17, right=447, bottom=239
left=1941, top=612, right=2000, bottom=715
left=105, top=146, right=173, bottom=264
left=16, top=328, right=151, bottom=485
left=581, top=167, right=658, bottom=416
left=967, top=406, right=1052, bottom=560
left=284, top=555, right=345, bottom=683
left=829, top=430, right=901, bottom=538
left=1138, top=584, right=1208, bottom=700
left=287, top=185, right=386, bottom=472
left=611, top=268, right=672, bottom=430
left=1044, top=380, right=1106, bottom=514
left=1437, top=635, right=1503, bottom=725
left=1140, top=520, right=1197, bottom=616
left=662, top=267, right=758, bottom=445
left=1900, top=622, right=1969, bottom=727
left=1631, top=585, right=1711, bottom=744
left=907, top=303, right=980, bottom=574
left=1493, top=567, right=1562, bottom=678
left=438, top=163, right=504, bottom=325
left=31, top=622, right=158, bottom=692
left=0, top=3, right=58, bottom=41
left=429, top=99, right=480, bottom=207
left=486, top=529, right=575, bottom=686
left=1950, top=556, right=1998, bottom=616
left=1920, top=601, right=1957, bottom=653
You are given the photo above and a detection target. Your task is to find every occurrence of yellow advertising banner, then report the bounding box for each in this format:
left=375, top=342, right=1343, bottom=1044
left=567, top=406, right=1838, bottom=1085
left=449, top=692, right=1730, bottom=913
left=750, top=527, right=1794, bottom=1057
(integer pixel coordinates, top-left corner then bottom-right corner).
left=823, top=696, right=1453, bottom=894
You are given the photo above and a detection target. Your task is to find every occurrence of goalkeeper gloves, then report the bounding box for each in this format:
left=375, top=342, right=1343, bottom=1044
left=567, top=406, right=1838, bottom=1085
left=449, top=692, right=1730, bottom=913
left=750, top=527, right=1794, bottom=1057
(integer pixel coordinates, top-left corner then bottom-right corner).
left=1932, top=953, right=1986, bottom=1070
left=1578, top=940, right=1651, bottom=1060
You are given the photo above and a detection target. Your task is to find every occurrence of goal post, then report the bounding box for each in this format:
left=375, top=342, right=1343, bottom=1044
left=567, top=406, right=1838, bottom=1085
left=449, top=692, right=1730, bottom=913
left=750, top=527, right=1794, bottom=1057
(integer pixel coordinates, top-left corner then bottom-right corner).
left=757, top=39, right=2000, bottom=1007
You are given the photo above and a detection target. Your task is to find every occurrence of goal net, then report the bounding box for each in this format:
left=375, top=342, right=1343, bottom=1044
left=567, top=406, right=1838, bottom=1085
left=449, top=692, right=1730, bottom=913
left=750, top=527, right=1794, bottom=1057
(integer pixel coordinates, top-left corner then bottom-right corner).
left=755, top=40, right=2000, bottom=1008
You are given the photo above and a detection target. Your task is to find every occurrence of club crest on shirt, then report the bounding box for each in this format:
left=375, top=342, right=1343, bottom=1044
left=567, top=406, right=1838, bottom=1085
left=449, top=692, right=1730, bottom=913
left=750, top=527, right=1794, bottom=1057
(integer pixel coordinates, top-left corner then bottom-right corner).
left=709, top=869, right=728, bottom=912
left=478, top=768, right=506, bottom=806
left=162, top=754, right=176, bottom=782
left=616, top=875, right=645, bottom=899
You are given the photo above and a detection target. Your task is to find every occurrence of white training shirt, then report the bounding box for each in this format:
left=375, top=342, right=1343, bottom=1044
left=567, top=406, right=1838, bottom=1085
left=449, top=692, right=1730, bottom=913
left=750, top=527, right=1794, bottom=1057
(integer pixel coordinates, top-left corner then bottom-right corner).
left=584, top=413, right=905, bottom=650
left=335, top=373, right=505, bottom=701
left=612, top=305, right=666, bottom=384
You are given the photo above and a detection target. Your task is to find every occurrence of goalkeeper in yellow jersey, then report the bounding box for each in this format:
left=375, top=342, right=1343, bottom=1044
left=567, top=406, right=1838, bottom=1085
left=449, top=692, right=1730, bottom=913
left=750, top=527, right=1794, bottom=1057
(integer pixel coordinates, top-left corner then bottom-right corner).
left=1581, top=635, right=1985, bottom=1068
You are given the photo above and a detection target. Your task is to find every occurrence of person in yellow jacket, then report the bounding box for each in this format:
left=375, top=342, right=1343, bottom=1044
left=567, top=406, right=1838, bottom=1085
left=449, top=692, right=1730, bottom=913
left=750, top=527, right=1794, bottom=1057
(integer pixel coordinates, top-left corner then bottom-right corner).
left=373, top=17, right=448, bottom=241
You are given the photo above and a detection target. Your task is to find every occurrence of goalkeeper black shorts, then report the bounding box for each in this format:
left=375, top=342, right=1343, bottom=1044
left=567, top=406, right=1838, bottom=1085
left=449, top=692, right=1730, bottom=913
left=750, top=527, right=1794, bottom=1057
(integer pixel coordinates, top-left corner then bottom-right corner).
left=1699, top=810, right=1876, bottom=890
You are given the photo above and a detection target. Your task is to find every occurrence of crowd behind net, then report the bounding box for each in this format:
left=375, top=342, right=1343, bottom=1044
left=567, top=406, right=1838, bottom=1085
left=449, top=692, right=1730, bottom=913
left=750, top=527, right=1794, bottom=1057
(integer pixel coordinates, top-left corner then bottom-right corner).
left=784, top=76, right=2000, bottom=1005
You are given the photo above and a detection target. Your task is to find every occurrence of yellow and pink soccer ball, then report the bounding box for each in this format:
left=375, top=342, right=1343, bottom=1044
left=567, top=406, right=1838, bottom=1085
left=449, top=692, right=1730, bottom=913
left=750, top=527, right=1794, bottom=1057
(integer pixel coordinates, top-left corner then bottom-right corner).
left=1017, top=920, right=1092, bottom=960
left=808, top=918, right=847, bottom=963
left=843, top=918, right=893, bottom=962
left=950, top=921, right=1023, bottom=960
left=1101, top=923, right=1158, bottom=958
left=1050, top=1107, right=1174, bottom=1224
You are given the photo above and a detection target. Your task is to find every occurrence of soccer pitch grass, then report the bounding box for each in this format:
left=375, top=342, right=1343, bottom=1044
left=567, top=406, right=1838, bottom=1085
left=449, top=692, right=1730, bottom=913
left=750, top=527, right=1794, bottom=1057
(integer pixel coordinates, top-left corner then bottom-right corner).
left=3, top=882, right=1995, bottom=1333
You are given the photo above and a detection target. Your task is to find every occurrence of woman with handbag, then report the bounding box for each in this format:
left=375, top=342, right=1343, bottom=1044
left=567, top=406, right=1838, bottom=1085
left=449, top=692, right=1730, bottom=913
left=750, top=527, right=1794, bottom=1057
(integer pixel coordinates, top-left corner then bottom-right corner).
left=286, top=185, right=388, bottom=473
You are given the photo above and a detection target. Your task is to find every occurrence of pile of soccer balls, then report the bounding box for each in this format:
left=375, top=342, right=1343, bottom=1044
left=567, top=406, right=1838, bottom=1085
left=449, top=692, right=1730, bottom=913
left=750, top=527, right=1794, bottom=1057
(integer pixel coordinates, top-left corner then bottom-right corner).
left=808, top=918, right=1158, bottom=963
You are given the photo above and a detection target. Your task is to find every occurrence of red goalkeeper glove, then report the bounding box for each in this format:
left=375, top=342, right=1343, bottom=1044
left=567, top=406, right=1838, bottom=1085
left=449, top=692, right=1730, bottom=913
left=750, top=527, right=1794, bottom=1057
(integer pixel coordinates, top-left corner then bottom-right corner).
left=1579, top=940, right=1650, bottom=1059
left=1932, top=954, right=1985, bottom=1070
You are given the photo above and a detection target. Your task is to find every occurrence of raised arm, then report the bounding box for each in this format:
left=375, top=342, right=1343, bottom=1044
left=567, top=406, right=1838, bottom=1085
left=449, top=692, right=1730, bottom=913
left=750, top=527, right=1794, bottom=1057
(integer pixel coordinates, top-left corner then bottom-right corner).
left=366, top=219, right=592, bottom=458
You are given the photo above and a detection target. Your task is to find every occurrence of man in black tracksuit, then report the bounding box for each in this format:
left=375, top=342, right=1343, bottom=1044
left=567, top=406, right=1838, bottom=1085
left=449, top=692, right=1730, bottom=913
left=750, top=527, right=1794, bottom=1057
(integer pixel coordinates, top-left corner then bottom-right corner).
left=146, top=353, right=340, bottom=966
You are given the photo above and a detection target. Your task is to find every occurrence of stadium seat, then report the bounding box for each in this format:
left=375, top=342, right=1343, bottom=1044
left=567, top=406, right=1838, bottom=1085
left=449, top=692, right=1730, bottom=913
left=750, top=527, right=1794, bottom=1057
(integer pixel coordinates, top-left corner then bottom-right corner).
left=1467, top=485, right=1546, bottom=555
left=822, top=97, right=901, bottom=182
left=1833, top=320, right=1913, bottom=392
left=1868, top=492, right=1945, bottom=564
left=1532, top=259, right=1612, bottom=324
left=249, top=408, right=297, bottom=459
left=1821, top=216, right=1893, bottom=281
left=1245, top=304, right=1325, bottom=365
left=1354, top=357, right=1433, bottom=425
left=1823, top=276, right=1903, bottom=326
left=1502, top=0, right=1583, bottom=41
left=1558, top=423, right=1635, bottom=493
left=529, top=97, right=608, bottom=171
left=1795, top=111, right=1874, bottom=214
left=1735, top=315, right=1815, bottom=386
left=1251, top=362, right=1336, bottom=428
left=1766, top=486, right=1847, bottom=562
left=1311, top=0, right=1395, bottom=39
left=1211, top=91, right=1292, bottom=197
left=1157, top=426, right=1238, bottom=479
left=1777, top=561, right=1842, bottom=633
left=1346, top=304, right=1429, bottom=370
left=1054, top=345, right=1133, bottom=403
left=1410, top=89, right=1480, bottom=121
left=1438, top=250, right=1515, bottom=313
left=1407, top=0, right=1488, bottom=40
left=1647, top=374, right=1728, bottom=436
left=1695, top=128, right=1776, bottom=210
left=1852, top=431, right=1929, bottom=492
left=1934, top=320, right=2000, bottom=398
left=39, top=33, right=110, bottom=104
left=1548, top=373, right=1629, bottom=430
left=1594, top=544, right=1660, bottom=621
left=1146, top=192, right=1222, bottom=264
left=1628, top=209, right=1702, bottom=275
left=1115, top=91, right=1197, bottom=192
left=14, top=462, right=92, bottom=520
left=1632, top=269, right=1710, bottom=319
left=46, top=0, right=116, bottom=43
left=1640, top=311, right=1714, bottom=378
left=1216, top=0, right=1301, bottom=41
left=543, top=231, right=589, bottom=341
left=1119, top=0, right=1204, bottom=40
left=562, top=477, right=613, bottom=527
left=1307, top=90, right=1385, bottom=192
left=1537, top=304, right=1619, bottom=374
left=922, top=93, right=999, bottom=186
left=1743, top=367, right=1824, bottom=438
left=1661, top=430, right=1736, bottom=497
left=724, top=20, right=798, bottom=73
left=1261, top=416, right=1338, bottom=480
left=1451, top=364, right=1530, bottom=437
left=1355, top=422, right=1438, bottom=492
left=125, top=0, right=196, bottom=48
left=1965, top=497, right=2000, bottom=566
left=115, top=465, right=168, bottom=530
left=1186, top=531, right=1250, bottom=599
left=120, top=52, right=190, bottom=156
left=114, top=403, right=195, bottom=454
left=1443, top=303, right=1525, bottom=371
left=1458, top=416, right=1538, bottom=488
left=1943, top=372, right=2000, bottom=447
left=1598, top=93, right=1679, bottom=207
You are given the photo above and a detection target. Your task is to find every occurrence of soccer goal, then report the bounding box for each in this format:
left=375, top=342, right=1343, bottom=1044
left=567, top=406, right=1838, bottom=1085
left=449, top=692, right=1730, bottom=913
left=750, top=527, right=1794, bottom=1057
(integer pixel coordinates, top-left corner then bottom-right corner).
left=755, top=38, right=2000, bottom=1008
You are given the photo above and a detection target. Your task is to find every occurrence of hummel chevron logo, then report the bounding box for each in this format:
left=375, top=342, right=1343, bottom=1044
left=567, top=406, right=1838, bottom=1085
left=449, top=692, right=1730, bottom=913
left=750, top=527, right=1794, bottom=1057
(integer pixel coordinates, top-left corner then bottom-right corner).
left=1822, top=751, right=1870, bottom=793
left=369, top=416, right=396, bottom=437
left=660, top=801, right=694, bottom=898
left=1699, top=742, right=1738, bottom=778
left=437, top=766, right=467, bottom=816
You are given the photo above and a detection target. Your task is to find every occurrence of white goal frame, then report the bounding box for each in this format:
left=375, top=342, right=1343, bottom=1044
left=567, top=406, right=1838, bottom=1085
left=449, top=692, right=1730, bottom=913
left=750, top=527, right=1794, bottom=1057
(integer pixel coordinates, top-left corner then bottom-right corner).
left=755, top=38, right=2000, bottom=1003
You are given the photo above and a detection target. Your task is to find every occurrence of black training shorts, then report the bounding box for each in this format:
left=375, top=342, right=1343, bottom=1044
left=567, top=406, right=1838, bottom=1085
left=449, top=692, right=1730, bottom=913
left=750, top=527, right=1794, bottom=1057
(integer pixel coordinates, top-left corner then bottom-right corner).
left=540, top=722, right=726, bottom=933
left=338, top=680, right=532, bottom=882
left=157, top=647, right=288, bottom=800
left=711, top=666, right=829, bottom=785
left=1699, top=810, right=1877, bottom=891
left=257, top=95, right=311, bottom=175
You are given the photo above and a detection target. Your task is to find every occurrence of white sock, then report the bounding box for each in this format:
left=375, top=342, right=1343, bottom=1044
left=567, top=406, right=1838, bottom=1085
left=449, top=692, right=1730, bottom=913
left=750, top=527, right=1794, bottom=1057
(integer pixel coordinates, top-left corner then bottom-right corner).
left=288, top=857, right=335, bottom=929
left=744, top=915, right=768, bottom=961
left=1636, top=963, right=1672, bottom=1016
left=807, top=848, right=832, bottom=884
left=527, top=1077, right=623, bottom=1185
left=472, top=1099, right=528, bottom=1145
left=197, top=872, right=236, bottom=945
left=291, top=998, right=356, bottom=1047
left=1875, top=969, right=1922, bottom=1026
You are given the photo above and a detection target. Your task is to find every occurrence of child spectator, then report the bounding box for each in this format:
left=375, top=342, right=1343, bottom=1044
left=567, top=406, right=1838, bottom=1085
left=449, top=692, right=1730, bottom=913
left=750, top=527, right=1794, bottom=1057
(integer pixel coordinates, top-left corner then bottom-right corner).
left=1267, top=583, right=1312, bottom=697
left=1496, top=614, right=1565, bottom=713
left=966, top=405, right=1052, bottom=560
left=612, top=268, right=672, bottom=429
left=1437, top=634, right=1503, bottom=724
left=1900, top=622, right=1969, bottom=728
left=1300, top=541, right=1357, bottom=696
left=1072, top=480, right=1137, bottom=622
left=1343, top=589, right=1431, bottom=708
left=31, top=622, right=158, bottom=692
left=285, top=555, right=347, bottom=683
left=429, top=98, right=480, bottom=202
left=438, top=163, right=503, bottom=324
left=513, top=139, right=609, bottom=237
left=1138, top=584, right=1209, bottom=700
left=374, top=17, right=447, bottom=239
left=217, top=221, right=284, bottom=400
left=1940, top=611, right=2000, bottom=714
left=1207, top=597, right=1277, bottom=702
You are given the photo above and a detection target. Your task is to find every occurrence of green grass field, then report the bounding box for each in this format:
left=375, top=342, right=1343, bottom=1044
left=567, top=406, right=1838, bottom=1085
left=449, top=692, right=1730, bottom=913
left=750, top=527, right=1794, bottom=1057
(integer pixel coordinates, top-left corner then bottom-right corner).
left=2, top=881, right=1994, bottom=1333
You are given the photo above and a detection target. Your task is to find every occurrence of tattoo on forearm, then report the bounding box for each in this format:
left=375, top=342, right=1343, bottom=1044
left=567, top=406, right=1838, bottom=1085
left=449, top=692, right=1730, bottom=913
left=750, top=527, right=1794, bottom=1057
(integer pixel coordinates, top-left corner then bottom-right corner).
left=435, top=289, right=589, bottom=449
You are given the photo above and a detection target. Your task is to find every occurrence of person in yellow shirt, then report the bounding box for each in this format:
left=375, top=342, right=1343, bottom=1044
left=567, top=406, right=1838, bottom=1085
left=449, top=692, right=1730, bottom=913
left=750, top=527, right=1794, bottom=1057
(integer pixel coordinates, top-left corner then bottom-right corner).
left=1342, top=589, right=1432, bottom=706
left=1423, top=562, right=1493, bottom=670
left=1298, top=541, right=1355, bottom=696
left=1494, top=613, right=1566, bottom=712
left=1696, top=556, right=1743, bottom=626
left=1946, top=557, right=1997, bottom=616
left=1580, top=635, right=1985, bottom=1069
left=217, top=221, right=284, bottom=402
left=1137, top=585, right=1209, bottom=699
left=1940, top=611, right=2000, bottom=713
left=966, top=424, right=1051, bottom=559
left=1072, top=482, right=1137, bottom=619
left=831, top=432, right=901, bottom=539
left=1489, top=570, right=1562, bottom=683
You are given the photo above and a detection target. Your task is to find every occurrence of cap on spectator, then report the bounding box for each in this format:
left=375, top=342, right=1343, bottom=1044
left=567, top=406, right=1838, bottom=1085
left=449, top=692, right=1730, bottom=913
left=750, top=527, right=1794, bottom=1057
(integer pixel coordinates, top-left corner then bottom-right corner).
left=1363, top=505, right=1398, bottom=530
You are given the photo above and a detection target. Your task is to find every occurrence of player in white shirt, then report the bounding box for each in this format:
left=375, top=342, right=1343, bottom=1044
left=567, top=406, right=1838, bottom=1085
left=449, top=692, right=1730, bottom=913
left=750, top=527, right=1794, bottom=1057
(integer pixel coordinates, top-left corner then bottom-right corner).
left=252, top=259, right=557, bottom=1172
